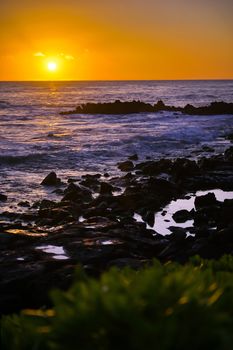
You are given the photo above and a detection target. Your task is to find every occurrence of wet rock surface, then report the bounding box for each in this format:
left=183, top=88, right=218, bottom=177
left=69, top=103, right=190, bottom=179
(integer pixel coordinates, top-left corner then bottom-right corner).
left=1, top=147, right=233, bottom=314
left=172, top=209, right=194, bottom=223
left=194, top=192, right=217, bottom=209
left=41, top=172, right=61, bottom=186
left=117, top=160, right=134, bottom=172
left=0, top=193, right=7, bottom=201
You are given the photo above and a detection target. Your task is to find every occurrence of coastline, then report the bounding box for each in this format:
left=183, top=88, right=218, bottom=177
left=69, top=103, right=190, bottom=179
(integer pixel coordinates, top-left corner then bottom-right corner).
left=1, top=145, right=233, bottom=314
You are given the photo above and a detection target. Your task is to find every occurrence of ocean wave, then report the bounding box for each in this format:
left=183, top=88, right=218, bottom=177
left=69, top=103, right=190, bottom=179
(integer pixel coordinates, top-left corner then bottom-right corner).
left=0, top=153, right=49, bottom=165
left=0, top=101, right=11, bottom=108
left=10, top=103, right=74, bottom=108
left=30, top=133, right=72, bottom=142
left=0, top=101, right=73, bottom=110
left=47, top=132, right=72, bottom=139
left=45, top=103, right=75, bottom=108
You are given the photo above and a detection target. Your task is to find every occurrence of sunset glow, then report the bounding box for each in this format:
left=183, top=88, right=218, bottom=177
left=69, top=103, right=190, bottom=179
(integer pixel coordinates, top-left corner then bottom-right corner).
left=0, top=0, right=232, bottom=80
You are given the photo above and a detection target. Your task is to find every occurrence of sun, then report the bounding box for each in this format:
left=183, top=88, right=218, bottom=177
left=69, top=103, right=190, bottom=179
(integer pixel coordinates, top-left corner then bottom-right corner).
left=47, top=62, right=57, bottom=71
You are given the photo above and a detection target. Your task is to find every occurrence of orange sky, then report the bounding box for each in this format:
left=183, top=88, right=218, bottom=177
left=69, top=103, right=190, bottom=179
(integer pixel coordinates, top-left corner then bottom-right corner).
left=0, top=0, right=233, bottom=80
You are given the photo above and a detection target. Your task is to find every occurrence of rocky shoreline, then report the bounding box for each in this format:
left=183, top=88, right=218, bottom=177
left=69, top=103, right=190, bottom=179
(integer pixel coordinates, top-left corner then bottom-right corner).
left=1, top=147, right=233, bottom=315
left=60, top=100, right=233, bottom=115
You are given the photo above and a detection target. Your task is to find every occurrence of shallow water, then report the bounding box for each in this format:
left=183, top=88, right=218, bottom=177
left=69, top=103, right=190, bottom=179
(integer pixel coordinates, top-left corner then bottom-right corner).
left=134, top=189, right=233, bottom=236
left=0, top=80, right=233, bottom=211
left=5, top=228, right=47, bottom=237
left=36, top=244, right=69, bottom=260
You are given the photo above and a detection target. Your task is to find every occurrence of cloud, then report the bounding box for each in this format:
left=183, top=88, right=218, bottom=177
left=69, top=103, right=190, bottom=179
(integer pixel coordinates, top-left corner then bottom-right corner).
left=34, top=52, right=45, bottom=57
left=34, top=52, right=74, bottom=60
left=65, top=55, right=74, bottom=60
left=58, top=53, right=75, bottom=60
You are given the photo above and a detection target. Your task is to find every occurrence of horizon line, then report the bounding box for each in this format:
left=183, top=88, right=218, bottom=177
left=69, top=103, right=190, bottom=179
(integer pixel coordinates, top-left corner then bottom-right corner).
left=0, top=78, right=233, bottom=83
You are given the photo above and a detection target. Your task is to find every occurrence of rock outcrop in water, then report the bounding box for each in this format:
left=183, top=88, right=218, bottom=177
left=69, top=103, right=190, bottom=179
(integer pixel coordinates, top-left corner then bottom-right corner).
left=41, top=172, right=61, bottom=186
left=60, top=100, right=233, bottom=115
left=0, top=193, right=7, bottom=201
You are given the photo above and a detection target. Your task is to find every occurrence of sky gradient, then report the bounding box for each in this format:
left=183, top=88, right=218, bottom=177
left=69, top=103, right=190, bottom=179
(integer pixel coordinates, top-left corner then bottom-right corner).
left=0, top=0, right=233, bottom=80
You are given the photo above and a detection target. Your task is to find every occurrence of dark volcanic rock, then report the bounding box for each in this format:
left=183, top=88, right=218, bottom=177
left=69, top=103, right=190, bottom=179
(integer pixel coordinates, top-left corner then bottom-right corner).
left=198, top=156, right=224, bottom=171
left=171, top=158, right=199, bottom=180
left=39, top=199, right=56, bottom=210
left=62, top=183, right=92, bottom=203
left=225, top=133, right=233, bottom=142
left=2, top=148, right=233, bottom=315
left=225, top=147, right=233, bottom=161
left=137, top=159, right=172, bottom=176
left=172, top=209, right=193, bottom=223
left=60, top=100, right=233, bottom=116
left=202, top=146, right=215, bottom=153
left=168, top=228, right=187, bottom=241
left=143, top=211, right=155, bottom=227
left=41, top=172, right=61, bottom=186
left=184, top=101, right=233, bottom=115
left=80, top=175, right=101, bottom=191
left=18, top=201, right=30, bottom=207
left=194, top=192, right=217, bottom=209
left=0, top=193, right=7, bottom=201
left=61, top=100, right=156, bottom=115
left=212, top=226, right=233, bottom=244
left=39, top=207, right=72, bottom=223
left=128, top=154, right=138, bottom=161
left=147, top=177, right=178, bottom=198
left=117, top=160, right=134, bottom=172
left=216, top=200, right=233, bottom=229
left=100, top=182, right=114, bottom=195
left=194, top=205, right=220, bottom=228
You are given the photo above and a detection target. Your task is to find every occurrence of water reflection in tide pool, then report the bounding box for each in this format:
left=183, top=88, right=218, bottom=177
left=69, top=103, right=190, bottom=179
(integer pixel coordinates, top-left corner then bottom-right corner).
left=36, top=245, right=69, bottom=260
left=134, top=189, right=233, bottom=236
left=6, top=229, right=47, bottom=237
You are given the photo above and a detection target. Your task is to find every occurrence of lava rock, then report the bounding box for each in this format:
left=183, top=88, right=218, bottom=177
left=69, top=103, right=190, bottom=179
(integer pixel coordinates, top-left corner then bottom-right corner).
left=225, top=147, right=233, bottom=161
left=52, top=189, right=64, bottom=195
left=137, top=159, right=172, bottom=176
left=171, top=158, right=199, bottom=179
left=117, top=161, right=134, bottom=172
left=213, top=226, right=233, bottom=244
left=0, top=193, right=7, bottom=201
left=100, top=182, right=114, bottom=195
left=39, top=199, right=56, bottom=210
left=17, top=201, right=30, bottom=207
left=202, top=146, right=215, bottom=153
left=60, top=100, right=233, bottom=116
left=225, top=133, right=233, bottom=142
left=147, top=177, right=178, bottom=199
left=143, top=211, right=155, bottom=227
left=168, top=227, right=187, bottom=241
left=62, top=183, right=92, bottom=203
left=41, top=172, right=61, bottom=186
left=128, top=154, right=138, bottom=161
left=194, top=192, right=217, bottom=209
left=80, top=177, right=100, bottom=190
left=172, top=209, right=194, bottom=223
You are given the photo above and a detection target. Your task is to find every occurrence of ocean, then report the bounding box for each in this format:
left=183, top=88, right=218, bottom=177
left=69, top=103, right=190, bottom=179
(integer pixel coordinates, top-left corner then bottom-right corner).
left=0, top=80, right=233, bottom=212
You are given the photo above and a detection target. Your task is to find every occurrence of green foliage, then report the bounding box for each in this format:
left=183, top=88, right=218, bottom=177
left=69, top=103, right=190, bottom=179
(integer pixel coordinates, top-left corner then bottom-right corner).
left=1, top=256, right=233, bottom=350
